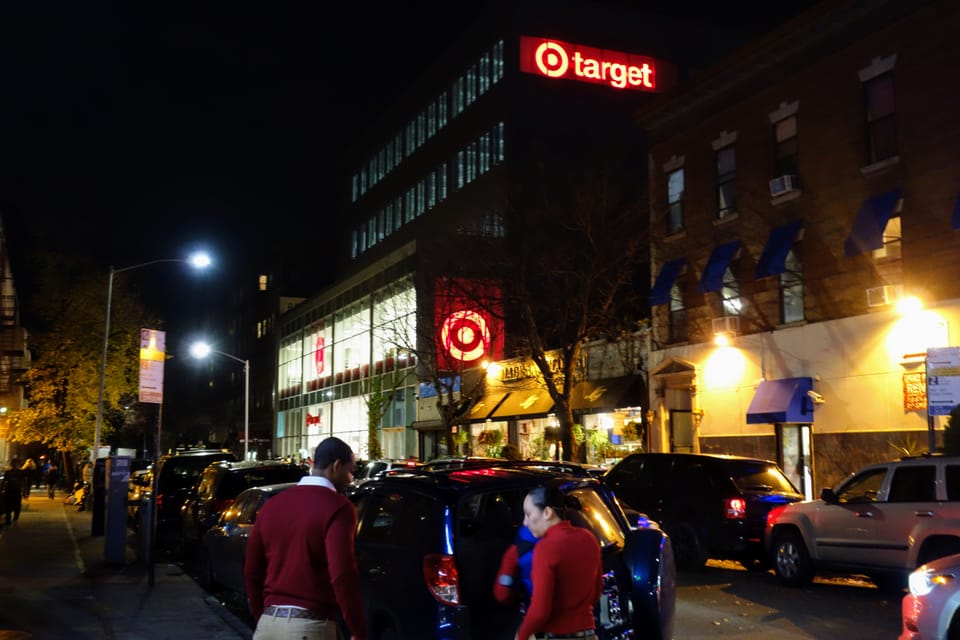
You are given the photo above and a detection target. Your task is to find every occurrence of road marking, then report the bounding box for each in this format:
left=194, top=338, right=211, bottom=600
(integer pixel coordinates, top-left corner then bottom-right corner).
left=61, top=503, right=86, bottom=573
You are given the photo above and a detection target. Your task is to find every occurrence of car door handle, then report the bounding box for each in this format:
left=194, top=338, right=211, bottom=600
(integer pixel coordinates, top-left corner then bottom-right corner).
left=914, top=511, right=934, bottom=517
left=854, top=511, right=874, bottom=518
left=368, top=566, right=386, bottom=577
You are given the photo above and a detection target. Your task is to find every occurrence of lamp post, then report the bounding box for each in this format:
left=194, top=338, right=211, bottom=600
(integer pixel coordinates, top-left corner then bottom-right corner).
left=190, top=341, right=250, bottom=460
left=93, top=252, right=212, bottom=464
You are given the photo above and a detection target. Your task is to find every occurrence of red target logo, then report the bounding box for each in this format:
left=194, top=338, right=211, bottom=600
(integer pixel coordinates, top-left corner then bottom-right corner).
left=440, top=310, right=490, bottom=362
left=315, top=336, right=325, bottom=375
left=534, top=41, right=569, bottom=78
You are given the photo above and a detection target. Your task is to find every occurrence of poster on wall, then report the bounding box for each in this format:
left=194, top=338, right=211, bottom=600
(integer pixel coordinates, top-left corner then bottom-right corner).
left=434, top=277, right=504, bottom=370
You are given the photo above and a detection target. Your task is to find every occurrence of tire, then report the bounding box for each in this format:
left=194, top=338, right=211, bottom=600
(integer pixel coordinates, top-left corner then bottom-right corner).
left=773, top=529, right=813, bottom=586
left=670, top=522, right=708, bottom=571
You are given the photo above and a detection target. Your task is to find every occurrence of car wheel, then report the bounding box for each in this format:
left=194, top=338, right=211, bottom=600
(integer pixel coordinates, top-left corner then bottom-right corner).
left=670, top=522, right=707, bottom=571
left=947, top=610, right=960, bottom=640
left=918, top=540, right=960, bottom=566
left=773, top=530, right=813, bottom=586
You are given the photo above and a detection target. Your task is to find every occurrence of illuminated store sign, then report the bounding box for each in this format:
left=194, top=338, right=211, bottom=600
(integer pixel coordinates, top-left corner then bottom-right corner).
left=520, top=36, right=664, bottom=91
left=434, top=277, right=504, bottom=368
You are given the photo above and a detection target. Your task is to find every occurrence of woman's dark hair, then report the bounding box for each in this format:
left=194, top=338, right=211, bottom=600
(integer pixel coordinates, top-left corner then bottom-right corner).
left=313, top=436, right=354, bottom=470
left=526, top=479, right=567, bottom=519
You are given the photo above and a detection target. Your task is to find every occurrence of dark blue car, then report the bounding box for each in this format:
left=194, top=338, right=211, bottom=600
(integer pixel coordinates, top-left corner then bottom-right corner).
left=351, top=463, right=675, bottom=640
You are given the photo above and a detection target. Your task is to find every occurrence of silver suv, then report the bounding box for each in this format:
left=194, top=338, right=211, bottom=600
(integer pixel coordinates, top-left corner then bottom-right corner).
left=765, top=454, right=960, bottom=591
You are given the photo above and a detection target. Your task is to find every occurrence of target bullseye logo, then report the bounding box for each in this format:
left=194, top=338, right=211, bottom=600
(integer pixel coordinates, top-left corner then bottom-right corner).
left=534, top=41, right=569, bottom=78
left=441, top=310, right=490, bottom=362
left=315, top=336, right=325, bottom=375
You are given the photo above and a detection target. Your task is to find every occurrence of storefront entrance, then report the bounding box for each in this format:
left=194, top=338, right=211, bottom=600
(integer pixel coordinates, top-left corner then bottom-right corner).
left=776, top=423, right=813, bottom=500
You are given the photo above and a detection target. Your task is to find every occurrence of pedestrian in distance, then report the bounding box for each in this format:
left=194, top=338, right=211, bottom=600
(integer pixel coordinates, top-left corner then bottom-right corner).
left=46, top=463, right=60, bottom=499
left=20, top=457, right=36, bottom=499
left=244, top=436, right=366, bottom=640
left=513, top=480, right=603, bottom=640
left=2, top=457, right=25, bottom=526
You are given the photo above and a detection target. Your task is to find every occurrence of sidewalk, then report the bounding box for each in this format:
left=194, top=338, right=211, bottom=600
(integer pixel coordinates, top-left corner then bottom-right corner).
left=0, top=487, right=253, bottom=640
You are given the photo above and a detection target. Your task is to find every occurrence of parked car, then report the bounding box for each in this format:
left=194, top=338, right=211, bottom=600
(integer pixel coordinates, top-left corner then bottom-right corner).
left=351, top=461, right=675, bottom=640
left=200, top=481, right=298, bottom=597
left=130, top=448, right=237, bottom=549
left=348, top=458, right=423, bottom=493
left=900, top=552, right=960, bottom=639
left=603, top=452, right=804, bottom=570
left=766, top=453, right=960, bottom=592
left=180, top=459, right=307, bottom=550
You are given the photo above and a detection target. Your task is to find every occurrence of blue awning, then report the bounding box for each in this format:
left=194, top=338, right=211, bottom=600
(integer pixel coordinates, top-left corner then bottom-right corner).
left=951, top=194, right=960, bottom=230
left=746, top=377, right=814, bottom=424
left=755, top=221, right=804, bottom=279
left=698, top=240, right=740, bottom=293
left=844, top=189, right=902, bottom=256
left=649, top=257, right=686, bottom=306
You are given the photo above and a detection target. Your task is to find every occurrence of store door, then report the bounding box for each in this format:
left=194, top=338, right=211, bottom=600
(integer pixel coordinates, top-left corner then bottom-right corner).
left=669, top=410, right=695, bottom=453
left=776, top=423, right=813, bottom=500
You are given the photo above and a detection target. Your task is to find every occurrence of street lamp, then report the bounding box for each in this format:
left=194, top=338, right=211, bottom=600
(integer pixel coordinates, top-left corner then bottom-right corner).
left=93, top=251, right=212, bottom=463
left=189, top=341, right=250, bottom=460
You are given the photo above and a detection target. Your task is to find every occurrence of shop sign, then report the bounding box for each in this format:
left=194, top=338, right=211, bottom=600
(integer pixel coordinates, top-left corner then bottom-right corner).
left=903, top=371, right=926, bottom=411
left=520, top=36, right=664, bottom=91
left=927, top=346, right=960, bottom=416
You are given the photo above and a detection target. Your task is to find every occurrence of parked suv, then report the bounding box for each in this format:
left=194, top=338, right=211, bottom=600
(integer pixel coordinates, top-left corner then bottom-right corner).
left=351, top=461, right=676, bottom=640
left=603, top=452, right=804, bottom=570
left=766, top=454, right=960, bottom=591
left=131, top=448, right=237, bottom=549
left=180, top=459, right=306, bottom=549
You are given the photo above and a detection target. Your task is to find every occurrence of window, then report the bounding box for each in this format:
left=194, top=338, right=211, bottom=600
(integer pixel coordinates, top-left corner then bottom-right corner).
left=258, top=274, right=268, bottom=292
left=864, top=72, right=896, bottom=164
left=837, top=467, right=887, bottom=503
left=887, top=465, right=936, bottom=502
left=721, top=267, right=741, bottom=316
left=716, top=146, right=737, bottom=219
left=774, top=115, right=798, bottom=177
left=780, top=250, right=804, bottom=323
left=668, top=283, right=686, bottom=343
left=874, top=215, right=901, bottom=260
left=667, top=168, right=684, bottom=234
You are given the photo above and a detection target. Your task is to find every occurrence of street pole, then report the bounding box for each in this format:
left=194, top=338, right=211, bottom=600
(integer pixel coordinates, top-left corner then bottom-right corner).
left=93, top=266, right=115, bottom=465
left=148, top=403, right=162, bottom=588
left=243, top=359, right=250, bottom=460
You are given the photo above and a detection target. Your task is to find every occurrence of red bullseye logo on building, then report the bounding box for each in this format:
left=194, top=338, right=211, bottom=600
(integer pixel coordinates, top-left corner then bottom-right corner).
left=441, top=310, right=490, bottom=362
left=315, top=336, right=325, bottom=375
left=534, top=41, right=569, bottom=78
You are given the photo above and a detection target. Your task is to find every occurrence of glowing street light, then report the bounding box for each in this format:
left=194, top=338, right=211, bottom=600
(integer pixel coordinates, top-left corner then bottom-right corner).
left=93, top=251, right=212, bottom=464
left=190, top=341, right=250, bottom=460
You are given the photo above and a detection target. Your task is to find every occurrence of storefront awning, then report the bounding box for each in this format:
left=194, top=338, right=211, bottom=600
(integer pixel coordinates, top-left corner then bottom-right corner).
left=755, top=220, right=804, bottom=279
left=489, top=390, right=555, bottom=419
left=460, top=392, right=509, bottom=422
left=570, top=375, right=646, bottom=413
left=649, top=257, right=686, bottom=306
left=951, top=194, right=960, bottom=230
left=745, top=377, right=814, bottom=424
left=699, top=240, right=740, bottom=293
left=411, top=419, right=445, bottom=431
left=843, top=188, right=902, bottom=256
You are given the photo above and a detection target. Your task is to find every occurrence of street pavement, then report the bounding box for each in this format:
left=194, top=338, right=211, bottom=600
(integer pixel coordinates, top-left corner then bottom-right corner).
left=0, top=486, right=253, bottom=640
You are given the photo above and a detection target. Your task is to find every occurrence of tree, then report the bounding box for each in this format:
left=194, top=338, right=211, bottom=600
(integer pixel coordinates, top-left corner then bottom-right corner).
left=8, top=252, right=156, bottom=459
left=943, top=405, right=960, bottom=455
left=501, top=133, right=648, bottom=461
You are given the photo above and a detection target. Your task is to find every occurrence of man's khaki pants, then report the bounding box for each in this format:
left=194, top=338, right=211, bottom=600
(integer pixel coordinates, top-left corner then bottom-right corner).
left=253, top=614, right=340, bottom=640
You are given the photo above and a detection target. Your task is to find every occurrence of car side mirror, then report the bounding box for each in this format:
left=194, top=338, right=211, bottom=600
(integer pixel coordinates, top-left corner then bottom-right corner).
left=820, top=488, right=838, bottom=504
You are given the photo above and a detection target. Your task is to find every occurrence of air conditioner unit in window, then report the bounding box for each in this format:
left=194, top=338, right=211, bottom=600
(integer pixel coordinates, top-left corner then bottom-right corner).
left=711, top=316, right=740, bottom=336
left=866, top=284, right=904, bottom=308
left=769, top=174, right=800, bottom=198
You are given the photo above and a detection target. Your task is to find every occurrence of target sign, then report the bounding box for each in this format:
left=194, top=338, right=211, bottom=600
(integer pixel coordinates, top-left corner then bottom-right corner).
left=440, top=310, right=490, bottom=362
left=315, top=336, right=325, bottom=375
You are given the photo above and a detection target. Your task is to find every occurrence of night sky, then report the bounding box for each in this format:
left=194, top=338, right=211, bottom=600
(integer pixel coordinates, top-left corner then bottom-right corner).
left=0, top=0, right=819, bottom=324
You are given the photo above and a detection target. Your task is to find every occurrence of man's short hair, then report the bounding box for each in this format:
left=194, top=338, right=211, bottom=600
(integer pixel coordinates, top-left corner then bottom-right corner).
left=313, top=437, right=354, bottom=470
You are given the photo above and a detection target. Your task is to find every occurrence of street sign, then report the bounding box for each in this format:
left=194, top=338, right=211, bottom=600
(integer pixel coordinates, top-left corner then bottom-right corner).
left=927, top=347, right=960, bottom=416
left=139, top=328, right=166, bottom=404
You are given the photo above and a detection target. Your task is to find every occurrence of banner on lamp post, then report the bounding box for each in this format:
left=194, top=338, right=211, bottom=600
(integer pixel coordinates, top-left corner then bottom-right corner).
left=139, top=328, right=166, bottom=404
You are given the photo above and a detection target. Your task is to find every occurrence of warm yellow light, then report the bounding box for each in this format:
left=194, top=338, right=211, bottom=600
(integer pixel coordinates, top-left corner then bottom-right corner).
left=485, top=362, right=502, bottom=380
left=703, top=346, right=747, bottom=390
left=714, top=333, right=731, bottom=347
left=896, top=296, right=922, bottom=316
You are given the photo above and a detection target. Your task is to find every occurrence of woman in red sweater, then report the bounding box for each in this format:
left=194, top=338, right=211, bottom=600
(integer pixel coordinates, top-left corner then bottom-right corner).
left=514, top=480, right=603, bottom=640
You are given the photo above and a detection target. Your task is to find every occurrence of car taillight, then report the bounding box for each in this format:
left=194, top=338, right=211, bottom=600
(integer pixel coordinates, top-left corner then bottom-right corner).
left=156, top=494, right=163, bottom=508
left=725, top=497, right=746, bottom=519
left=423, top=554, right=460, bottom=605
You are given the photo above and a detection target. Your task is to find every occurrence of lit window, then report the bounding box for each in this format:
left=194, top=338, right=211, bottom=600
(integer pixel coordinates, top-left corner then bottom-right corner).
left=721, top=267, right=741, bottom=316
left=716, top=146, right=736, bottom=219
left=258, top=275, right=268, bottom=292
left=780, top=250, right=804, bottom=323
left=874, top=215, right=902, bottom=261
left=669, top=283, right=686, bottom=343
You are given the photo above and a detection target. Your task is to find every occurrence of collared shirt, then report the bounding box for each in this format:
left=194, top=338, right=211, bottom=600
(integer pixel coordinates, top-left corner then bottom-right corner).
left=298, top=474, right=336, bottom=491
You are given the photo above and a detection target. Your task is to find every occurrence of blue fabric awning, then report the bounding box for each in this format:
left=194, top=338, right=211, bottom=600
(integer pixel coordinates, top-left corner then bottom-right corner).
left=746, top=377, right=814, bottom=424
left=699, top=240, right=740, bottom=293
left=755, top=221, right=804, bottom=279
left=649, top=257, right=685, bottom=306
left=951, top=194, right=960, bottom=230
left=844, top=188, right=902, bottom=256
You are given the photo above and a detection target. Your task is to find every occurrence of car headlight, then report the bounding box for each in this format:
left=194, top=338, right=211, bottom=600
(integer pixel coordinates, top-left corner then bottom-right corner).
left=909, top=567, right=956, bottom=597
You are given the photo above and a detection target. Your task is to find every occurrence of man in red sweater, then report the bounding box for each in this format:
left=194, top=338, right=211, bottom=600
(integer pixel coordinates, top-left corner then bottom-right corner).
left=244, top=437, right=366, bottom=640
left=514, top=481, right=602, bottom=640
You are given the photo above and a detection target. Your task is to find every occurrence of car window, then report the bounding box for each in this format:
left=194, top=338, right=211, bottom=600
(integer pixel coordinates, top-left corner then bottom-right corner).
left=946, top=465, right=960, bottom=500
left=836, top=467, right=887, bottom=503
left=459, top=490, right=524, bottom=538
left=237, top=493, right=264, bottom=525
left=729, top=463, right=799, bottom=493
left=196, top=467, right=219, bottom=499
left=886, top=465, right=937, bottom=502
left=356, top=491, right=438, bottom=546
left=567, top=486, right=625, bottom=548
